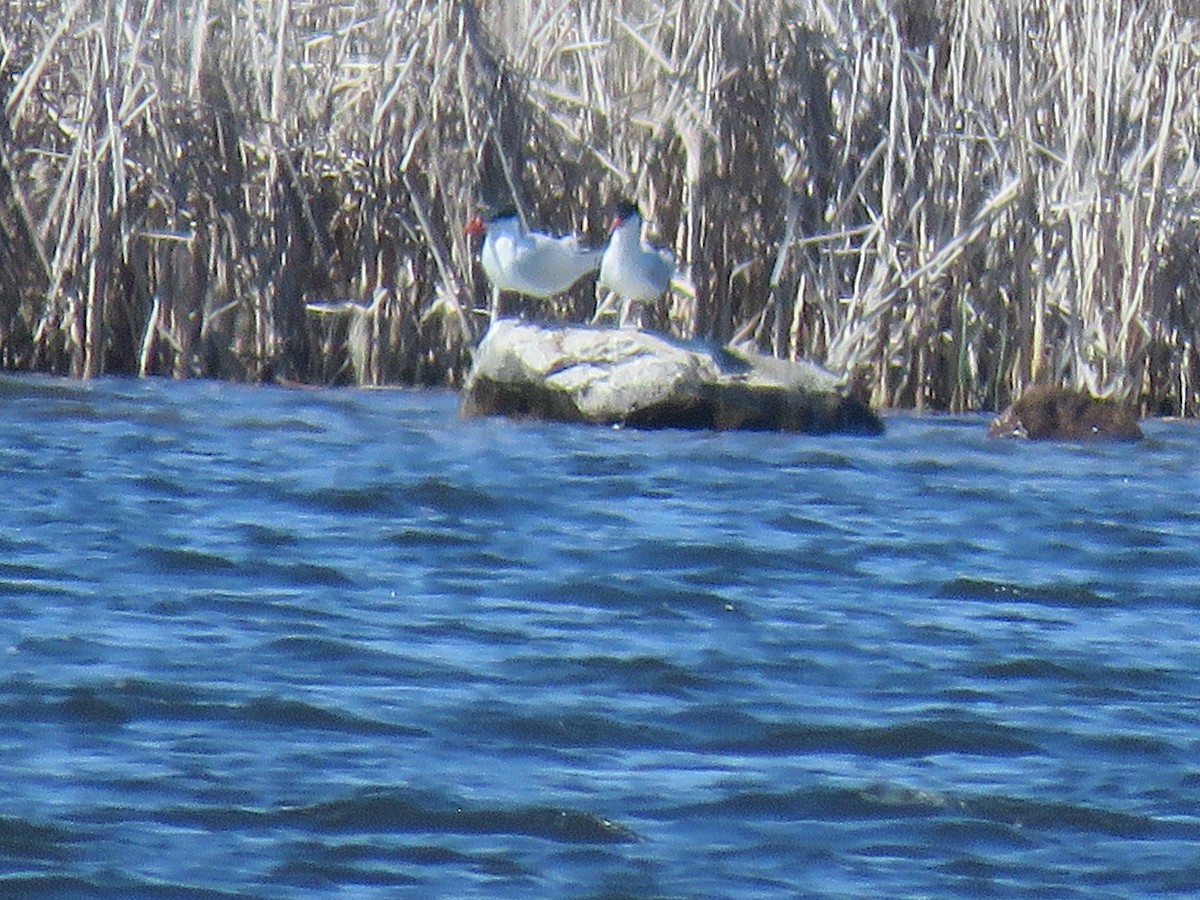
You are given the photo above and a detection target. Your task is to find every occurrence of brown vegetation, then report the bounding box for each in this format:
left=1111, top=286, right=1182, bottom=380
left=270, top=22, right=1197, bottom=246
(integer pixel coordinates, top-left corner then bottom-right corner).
left=987, top=385, right=1144, bottom=441
left=2, top=1, right=1200, bottom=414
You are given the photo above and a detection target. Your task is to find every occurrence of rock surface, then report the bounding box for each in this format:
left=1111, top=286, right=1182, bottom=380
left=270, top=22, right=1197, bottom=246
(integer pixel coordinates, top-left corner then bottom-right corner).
left=459, top=320, right=884, bottom=435
left=988, top=385, right=1143, bottom=441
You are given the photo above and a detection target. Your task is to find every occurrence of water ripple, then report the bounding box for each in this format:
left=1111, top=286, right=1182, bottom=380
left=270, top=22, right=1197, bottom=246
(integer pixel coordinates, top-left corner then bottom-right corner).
left=148, top=787, right=642, bottom=845
left=2, top=381, right=1199, bottom=897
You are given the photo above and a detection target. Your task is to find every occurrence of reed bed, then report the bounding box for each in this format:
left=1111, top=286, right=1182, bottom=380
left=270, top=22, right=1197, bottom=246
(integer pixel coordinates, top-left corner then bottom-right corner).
left=2, top=0, right=1200, bottom=412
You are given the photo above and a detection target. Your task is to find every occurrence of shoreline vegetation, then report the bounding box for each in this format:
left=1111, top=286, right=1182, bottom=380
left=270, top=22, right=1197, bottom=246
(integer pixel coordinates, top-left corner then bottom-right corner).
left=2, top=1, right=1200, bottom=414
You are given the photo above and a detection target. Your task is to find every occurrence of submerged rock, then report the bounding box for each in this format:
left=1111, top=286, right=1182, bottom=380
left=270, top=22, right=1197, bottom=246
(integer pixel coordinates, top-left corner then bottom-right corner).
left=988, top=385, right=1143, bottom=441
left=459, top=320, right=884, bottom=435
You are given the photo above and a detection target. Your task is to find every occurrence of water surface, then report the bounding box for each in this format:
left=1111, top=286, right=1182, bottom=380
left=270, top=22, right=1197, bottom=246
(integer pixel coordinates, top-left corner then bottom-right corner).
left=1, top=375, right=1198, bottom=897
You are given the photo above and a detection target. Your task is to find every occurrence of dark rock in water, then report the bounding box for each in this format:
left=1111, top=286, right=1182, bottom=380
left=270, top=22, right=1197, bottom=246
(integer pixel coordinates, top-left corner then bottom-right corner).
left=988, top=385, right=1143, bottom=441
left=460, top=320, right=884, bottom=435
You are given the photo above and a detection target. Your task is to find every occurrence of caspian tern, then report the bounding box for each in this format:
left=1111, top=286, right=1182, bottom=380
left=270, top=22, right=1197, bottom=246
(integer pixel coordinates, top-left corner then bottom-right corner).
left=596, top=200, right=675, bottom=329
left=464, top=209, right=602, bottom=321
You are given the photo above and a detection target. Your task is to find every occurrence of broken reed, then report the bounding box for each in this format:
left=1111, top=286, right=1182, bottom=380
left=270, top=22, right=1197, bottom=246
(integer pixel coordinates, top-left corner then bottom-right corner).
left=2, top=0, right=1200, bottom=413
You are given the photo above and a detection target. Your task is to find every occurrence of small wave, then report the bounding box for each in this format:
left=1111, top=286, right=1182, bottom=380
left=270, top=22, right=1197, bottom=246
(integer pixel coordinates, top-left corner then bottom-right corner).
left=534, top=576, right=653, bottom=610
left=1081, top=732, right=1178, bottom=759
left=273, top=839, right=532, bottom=881
left=0, top=373, right=89, bottom=401
left=138, top=546, right=354, bottom=586
left=888, top=784, right=1168, bottom=840
left=568, top=451, right=647, bottom=479
left=268, top=854, right=425, bottom=889
left=936, top=577, right=1114, bottom=607
left=283, top=787, right=642, bottom=844
left=403, top=477, right=503, bottom=516
left=263, top=634, right=374, bottom=663
left=128, top=471, right=196, bottom=498
left=139, top=783, right=640, bottom=851
left=978, top=658, right=1079, bottom=680
left=238, top=695, right=424, bottom=737
left=294, top=484, right=402, bottom=515
left=766, top=511, right=853, bottom=539
left=697, top=715, right=1039, bottom=758
left=0, top=815, right=79, bottom=860
left=2, top=680, right=197, bottom=730
left=3, top=679, right=423, bottom=740
left=978, top=657, right=1179, bottom=693
left=931, top=816, right=1040, bottom=853
left=681, top=783, right=1165, bottom=841
left=13, top=635, right=104, bottom=664
left=139, top=546, right=240, bottom=575
left=476, top=707, right=681, bottom=752
left=257, top=560, right=357, bottom=587
left=227, top=415, right=326, bottom=434
left=789, top=449, right=861, bottom=471
left=0, top=873, right=246, bottom=899
left=505, top=654, right=712, bottom=699
left=237, top=522, right=300, bottom=549
left=969, top=794, right=1156, bottom=839
left=387, top=526, right=477, bottom=549
left=0, top=561, right=68, bottom=582
left=0, top=564, right=79, bottom=599
left=627, top=539, right=788, bottom=578
left=532, top=570, right=737, bottom=620
left=683, top=784, right=973, bottom=823
left=55, top=686, right=133, bottom=727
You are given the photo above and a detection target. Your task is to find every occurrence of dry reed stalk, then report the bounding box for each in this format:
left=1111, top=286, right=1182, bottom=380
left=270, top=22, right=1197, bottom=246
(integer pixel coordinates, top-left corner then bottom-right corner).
left=2, top=0, right=1200, bottom=412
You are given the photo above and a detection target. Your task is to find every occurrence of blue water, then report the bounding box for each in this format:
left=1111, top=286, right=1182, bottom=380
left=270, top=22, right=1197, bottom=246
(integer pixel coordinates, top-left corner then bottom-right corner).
left=1, top=374, right=1198, bottom=898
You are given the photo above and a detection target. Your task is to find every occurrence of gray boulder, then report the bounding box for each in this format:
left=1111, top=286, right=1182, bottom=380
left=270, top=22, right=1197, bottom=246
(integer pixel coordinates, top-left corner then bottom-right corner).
left=459, top=320, right=884, bottom=435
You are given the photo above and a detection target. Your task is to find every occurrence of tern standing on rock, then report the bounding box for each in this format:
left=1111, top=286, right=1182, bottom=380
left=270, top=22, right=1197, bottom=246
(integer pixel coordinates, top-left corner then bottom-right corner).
left=596, top=200, right=675, bottom=329
left=464, top=209, right=602, bottom=323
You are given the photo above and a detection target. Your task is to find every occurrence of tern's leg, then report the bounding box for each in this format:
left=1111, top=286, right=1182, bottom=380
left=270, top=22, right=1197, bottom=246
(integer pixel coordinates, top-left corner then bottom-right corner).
left=618, top=297, right=632, bottom=329
left=620, top=297, right=648, bottom=329
left=591, top=289, right=619, bottom=325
